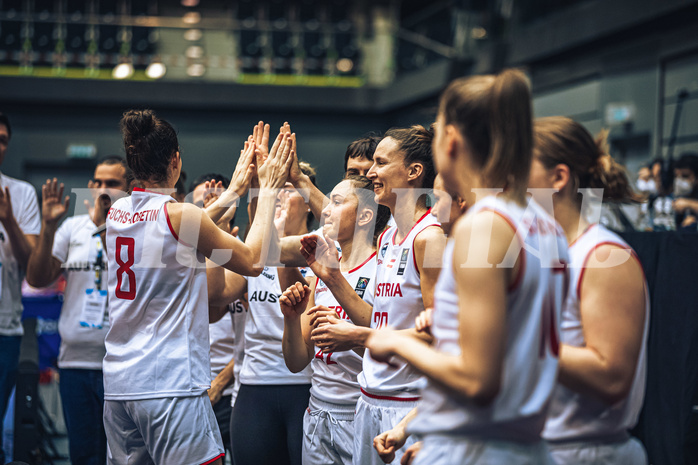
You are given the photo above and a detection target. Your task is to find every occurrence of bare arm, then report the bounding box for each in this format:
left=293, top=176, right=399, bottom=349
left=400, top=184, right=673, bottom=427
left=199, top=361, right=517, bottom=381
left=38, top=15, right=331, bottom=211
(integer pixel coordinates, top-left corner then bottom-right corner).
left=281, top=281, right=317, bottom=372
left=365, top=213, right=516, bottom=405
left=557, top=245, right=646, bottom=404
left=208, top=357, right=236, bottom=405
left=0, top=186, right=37, bottom=270
left=27, top=179, right=70, bottom=287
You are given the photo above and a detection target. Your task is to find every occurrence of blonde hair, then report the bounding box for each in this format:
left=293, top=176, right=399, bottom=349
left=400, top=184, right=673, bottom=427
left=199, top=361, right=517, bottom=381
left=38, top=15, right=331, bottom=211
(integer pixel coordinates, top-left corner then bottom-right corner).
left=439, top=68, right=533, bottom=196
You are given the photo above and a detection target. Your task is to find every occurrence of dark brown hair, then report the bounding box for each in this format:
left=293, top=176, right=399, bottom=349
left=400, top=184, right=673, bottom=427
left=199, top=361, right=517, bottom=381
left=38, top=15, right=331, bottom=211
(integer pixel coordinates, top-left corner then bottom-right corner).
left=534, top=116, right=641, bottom=203
left=344, top=175, right=391, bottom=245
left=344, top=133, right=382, bottom=172
left=120, top=109, right=178, bottom=184
left=383, top=125, right=436, bottom=189
left=439, top=68, right=533, bottom=195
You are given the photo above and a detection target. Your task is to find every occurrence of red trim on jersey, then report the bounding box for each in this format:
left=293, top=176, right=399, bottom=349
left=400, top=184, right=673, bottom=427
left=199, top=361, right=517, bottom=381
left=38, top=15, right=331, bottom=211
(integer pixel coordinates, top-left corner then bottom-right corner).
left=377, top=227, right=390, bottom=249
left=200, top=453, right=225, bottom=465
left=411, top=224, right=442, bottom=277
left=346, top=251, right=378, bottom=274
left=576, top=241, right=642, bottom=301
left=479, top=208, right=526, bottom=292
left=392, top=209, right=433, bottom=246
left=360, top=388, right=420, bottom=402
left=132, top=186, right=171, bottom=196
left=568, top=223, right=597, bottom=248
left=164, top=203, right=194, bottom=248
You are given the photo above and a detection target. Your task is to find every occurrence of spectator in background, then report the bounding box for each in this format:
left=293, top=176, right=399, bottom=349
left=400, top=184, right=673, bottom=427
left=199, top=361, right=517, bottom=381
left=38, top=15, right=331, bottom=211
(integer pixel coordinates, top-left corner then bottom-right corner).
left=26, top=156, right=132, bottom=465
left=0, top=112, right=41, bottom=465
left=636, top=165, right=657, bottom=196
left=673, top=152, right=698, bottom=229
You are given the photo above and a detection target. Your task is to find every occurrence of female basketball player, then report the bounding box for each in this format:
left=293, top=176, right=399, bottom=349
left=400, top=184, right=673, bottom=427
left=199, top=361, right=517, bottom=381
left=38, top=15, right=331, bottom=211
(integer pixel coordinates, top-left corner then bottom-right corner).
left=365, top=69, right=569, bottom=464
left=279, top=176, right=390, bottom=465
left=206, top=126, right=318, bottom=465
left=299, top=125, right=445, bottom=465
left=103, top=109, right=292, bottom=465
left=530, top=117, right=648, bottom=464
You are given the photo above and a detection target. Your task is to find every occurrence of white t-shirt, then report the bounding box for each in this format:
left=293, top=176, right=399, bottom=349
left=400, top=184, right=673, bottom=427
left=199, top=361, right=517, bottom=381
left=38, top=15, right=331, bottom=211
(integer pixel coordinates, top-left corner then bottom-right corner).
left=543, top=224, right=649, bottom=442
left=239, top=266, right=313, bottom=385
left=209, top=312, right=235, bottom=398
left=409, top=196, right=569, bottom=442
left=229, top=298, right=247, bottom=406
left=0, top=172, right=41, bottom=336
left=104, top=188, right=210, bottom=400
left=52, top=214, right=109, bottom=369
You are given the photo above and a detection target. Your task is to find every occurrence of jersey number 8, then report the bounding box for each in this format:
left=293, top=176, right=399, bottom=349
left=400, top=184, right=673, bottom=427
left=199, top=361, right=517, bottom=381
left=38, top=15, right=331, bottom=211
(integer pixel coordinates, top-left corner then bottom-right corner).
left=115, top=237, right=137, bottom=300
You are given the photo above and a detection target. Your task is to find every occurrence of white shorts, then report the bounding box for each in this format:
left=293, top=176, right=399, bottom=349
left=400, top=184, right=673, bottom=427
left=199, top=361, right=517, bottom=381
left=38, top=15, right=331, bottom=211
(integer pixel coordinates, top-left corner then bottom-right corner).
left=104, top=394, right=224, bottom=465
left=353, top=392, right=420, bottom=465
left=412, top=434, right=553, bottom=465
left=548, top=436, right=647, bottom=465
left=302, top=397, right=356, bottom=465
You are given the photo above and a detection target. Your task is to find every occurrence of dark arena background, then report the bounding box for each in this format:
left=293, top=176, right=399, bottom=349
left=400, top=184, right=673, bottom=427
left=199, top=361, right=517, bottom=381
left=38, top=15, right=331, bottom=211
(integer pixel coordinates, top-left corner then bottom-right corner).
left=1, top=1, right=698, bottom=464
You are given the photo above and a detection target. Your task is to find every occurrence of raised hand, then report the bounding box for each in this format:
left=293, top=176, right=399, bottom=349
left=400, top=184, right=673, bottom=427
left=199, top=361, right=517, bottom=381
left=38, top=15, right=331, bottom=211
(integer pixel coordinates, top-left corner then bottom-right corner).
left=228, top=137, right=256, bottom=198
left=257, top=132, right=294, bottom=190
left=202, top=180, right=224, bottom=208
left=253, top=121, right=271, bottom=168
left=281, top=122, right=304, bottom=186
left=279, top=281, right=311, bottom=320
left=299, top=233, right=340, bottom=281
left=41, top=178, right=70, bottom=224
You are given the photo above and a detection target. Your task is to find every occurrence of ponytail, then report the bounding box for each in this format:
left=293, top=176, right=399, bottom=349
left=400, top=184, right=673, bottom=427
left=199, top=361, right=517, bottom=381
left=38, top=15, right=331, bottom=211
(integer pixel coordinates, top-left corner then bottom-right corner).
left=534, top=116, right=641, bottom=203
left=439, top=68, right=533, bottom=195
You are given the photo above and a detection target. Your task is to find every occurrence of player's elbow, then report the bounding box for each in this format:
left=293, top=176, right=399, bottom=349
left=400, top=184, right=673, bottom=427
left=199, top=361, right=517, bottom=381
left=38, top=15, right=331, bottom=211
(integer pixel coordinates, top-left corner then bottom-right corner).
left=596, top=369, right=635, bottom=405
left=452, top=369, right=500, bottom=406
left=466, top=379, right=500, bottom=406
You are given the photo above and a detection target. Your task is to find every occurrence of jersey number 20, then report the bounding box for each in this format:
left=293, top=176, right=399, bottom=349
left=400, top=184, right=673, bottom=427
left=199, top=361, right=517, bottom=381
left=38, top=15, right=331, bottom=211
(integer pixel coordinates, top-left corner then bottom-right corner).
left=115, top=237, right=136, bottom=300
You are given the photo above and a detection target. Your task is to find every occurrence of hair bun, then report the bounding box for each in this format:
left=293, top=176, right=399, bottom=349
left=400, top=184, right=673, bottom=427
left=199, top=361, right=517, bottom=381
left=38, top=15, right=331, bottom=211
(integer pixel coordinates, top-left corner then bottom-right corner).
left=121, top=109, right=156, bottom=147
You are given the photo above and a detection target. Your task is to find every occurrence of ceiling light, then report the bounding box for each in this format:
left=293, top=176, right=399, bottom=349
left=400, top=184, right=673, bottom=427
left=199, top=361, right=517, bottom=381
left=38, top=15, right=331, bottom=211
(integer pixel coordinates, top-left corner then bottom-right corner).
left=181, top=0, right=199, bottom=6
left=112, top=63, right=134, bottom=79
left=336, top=58, right=353, bottom=73
left=185, top=45, right=204, bottom=59
left=187, top=63, right=205, bottom=77
left=146, top=62, right=166, bottom=79
left=184, top=29, right=202, bottom=41
left=182, top=12, right=201, bottom=24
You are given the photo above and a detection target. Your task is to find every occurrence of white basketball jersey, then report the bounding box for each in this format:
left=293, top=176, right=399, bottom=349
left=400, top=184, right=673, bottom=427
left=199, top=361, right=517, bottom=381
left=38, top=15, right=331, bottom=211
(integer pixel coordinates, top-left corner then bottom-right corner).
left=228, top=298, right=247, bottom=406
left=104, top=188, right=210, bottom=400
left=543, top=224, right=649, bottom=441
left=239, top=267, right=313, bottom=385
left=358, top=210, right=440, bottom=399
left=209, top=312, right=235, bottom=397
left=409, top=196, right=569, bottom=441
left=311, top=252, right=376, bottom=406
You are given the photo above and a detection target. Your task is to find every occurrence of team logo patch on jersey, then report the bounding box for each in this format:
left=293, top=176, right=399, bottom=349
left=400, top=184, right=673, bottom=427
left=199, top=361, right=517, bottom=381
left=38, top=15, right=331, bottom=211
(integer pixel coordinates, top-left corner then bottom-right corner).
left=397, top=248, right=409, bottom=276
left=354, top=277, right=370, bottom=298
left=380, top=243, right=389, bottom=258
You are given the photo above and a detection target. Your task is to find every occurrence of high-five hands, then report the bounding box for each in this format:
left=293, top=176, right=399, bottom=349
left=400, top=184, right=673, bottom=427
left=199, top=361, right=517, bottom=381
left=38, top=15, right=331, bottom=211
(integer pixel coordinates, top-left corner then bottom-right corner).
left=299, top=233, right=340, bottom=281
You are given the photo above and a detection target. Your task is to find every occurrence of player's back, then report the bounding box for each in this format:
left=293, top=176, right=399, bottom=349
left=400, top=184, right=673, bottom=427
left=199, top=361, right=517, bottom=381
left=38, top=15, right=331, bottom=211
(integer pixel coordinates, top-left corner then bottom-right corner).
left=104, top=188, right=210, bottom=400
left=410, top=195, right=569, bottom=442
